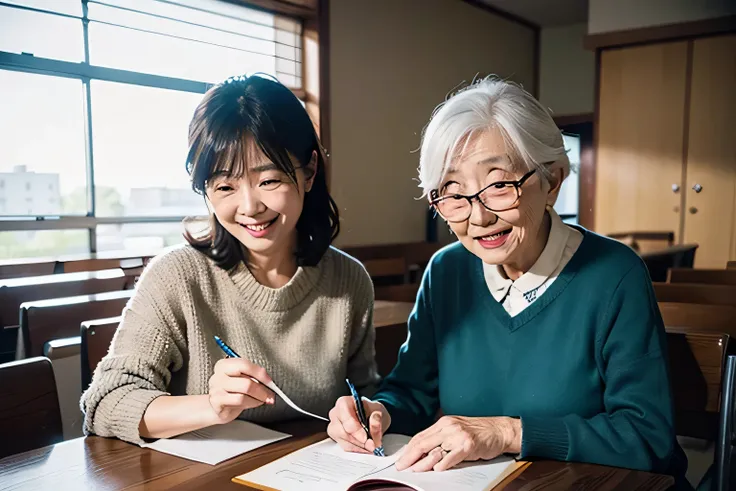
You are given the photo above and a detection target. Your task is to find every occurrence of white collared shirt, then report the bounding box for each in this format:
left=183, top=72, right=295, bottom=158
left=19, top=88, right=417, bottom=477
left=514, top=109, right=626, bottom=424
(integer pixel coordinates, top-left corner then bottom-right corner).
left=483, top=210, right=583, bottom=317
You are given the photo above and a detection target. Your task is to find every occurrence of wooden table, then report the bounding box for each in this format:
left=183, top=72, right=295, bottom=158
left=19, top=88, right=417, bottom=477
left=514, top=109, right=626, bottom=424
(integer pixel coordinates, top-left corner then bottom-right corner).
left=0, top=420, right=674, bottom=491
left=373, top=300, right=414, bottom=328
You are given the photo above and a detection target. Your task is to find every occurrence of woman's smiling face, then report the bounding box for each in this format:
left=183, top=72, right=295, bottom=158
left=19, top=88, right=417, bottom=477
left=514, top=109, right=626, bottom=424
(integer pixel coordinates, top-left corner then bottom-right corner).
left=205, top=140, right=315, bottom=258
left=439, top=127, right=561, bottom=269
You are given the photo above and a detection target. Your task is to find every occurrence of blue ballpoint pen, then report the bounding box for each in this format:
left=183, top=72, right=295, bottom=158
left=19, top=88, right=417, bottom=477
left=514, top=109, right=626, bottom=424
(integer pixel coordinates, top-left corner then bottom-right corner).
left=346, top=379, right=384, bottom=457
left=214, top=335, right=265, bottom=387
left=214, top=335, right=240, bottom=358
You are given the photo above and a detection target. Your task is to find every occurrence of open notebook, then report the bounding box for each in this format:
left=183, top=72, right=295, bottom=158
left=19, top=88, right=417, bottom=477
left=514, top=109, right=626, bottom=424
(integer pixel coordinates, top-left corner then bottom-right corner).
left=233, top=434, right=526, bottom=491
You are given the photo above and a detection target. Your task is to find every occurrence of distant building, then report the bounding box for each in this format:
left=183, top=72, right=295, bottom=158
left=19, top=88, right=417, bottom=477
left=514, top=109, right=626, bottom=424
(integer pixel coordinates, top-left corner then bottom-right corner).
left=0, top=165, right=62, bottom=216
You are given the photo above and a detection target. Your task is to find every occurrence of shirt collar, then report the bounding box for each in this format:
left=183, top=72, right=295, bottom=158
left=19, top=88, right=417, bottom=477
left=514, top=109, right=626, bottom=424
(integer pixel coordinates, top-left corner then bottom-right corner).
left=483, top=209, right=571, bottom=301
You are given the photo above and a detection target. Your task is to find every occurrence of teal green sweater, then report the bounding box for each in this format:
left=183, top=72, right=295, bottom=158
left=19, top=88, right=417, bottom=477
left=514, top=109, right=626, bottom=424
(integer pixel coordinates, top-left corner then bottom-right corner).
left=374, top=230, right=689, bottom=484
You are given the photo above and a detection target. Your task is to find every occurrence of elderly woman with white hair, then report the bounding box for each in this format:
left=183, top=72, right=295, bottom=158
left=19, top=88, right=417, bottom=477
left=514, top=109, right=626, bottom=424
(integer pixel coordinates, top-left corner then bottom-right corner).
left=327, top=78, right=689, bottom=487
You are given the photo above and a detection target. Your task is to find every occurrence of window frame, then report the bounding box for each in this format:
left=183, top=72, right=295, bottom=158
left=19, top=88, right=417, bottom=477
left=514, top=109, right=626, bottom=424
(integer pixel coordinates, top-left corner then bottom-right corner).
left=0, top=0, right=319, bottom=254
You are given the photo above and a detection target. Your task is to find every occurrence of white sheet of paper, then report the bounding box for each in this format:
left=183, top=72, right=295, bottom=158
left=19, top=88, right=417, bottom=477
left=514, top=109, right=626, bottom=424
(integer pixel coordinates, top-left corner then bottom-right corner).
left=235, top=435, right=410, bottom=491
left=360, top=456, right=517, bottom=491
left=141, top=420, right=290, bottom=465
left=267, top=380, right=329, bottom=422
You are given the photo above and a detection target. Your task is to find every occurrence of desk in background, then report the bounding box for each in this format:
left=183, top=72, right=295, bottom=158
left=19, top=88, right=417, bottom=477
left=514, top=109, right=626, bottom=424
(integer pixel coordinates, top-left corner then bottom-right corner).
left=373, top=300, right=414, bottom=377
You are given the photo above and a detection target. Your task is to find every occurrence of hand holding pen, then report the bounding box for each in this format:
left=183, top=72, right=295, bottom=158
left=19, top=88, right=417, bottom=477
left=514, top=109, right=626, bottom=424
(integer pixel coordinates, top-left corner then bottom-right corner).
left=327, top=380, right=390, bottom=456
left=208, top=335, right=276, bottom=425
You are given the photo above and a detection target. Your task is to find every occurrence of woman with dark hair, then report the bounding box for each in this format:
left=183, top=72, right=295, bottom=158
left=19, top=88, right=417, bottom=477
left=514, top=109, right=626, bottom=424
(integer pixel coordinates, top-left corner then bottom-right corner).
left=81, top=74, right=378, bottom=445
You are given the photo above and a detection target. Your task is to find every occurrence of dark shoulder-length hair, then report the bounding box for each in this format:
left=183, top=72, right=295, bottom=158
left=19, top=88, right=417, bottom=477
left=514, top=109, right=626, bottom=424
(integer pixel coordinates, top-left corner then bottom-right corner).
left=184, top=74, right=339, bottom=270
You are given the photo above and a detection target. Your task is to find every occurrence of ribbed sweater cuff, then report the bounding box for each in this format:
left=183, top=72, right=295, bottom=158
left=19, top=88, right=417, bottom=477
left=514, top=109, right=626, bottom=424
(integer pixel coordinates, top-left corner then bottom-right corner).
left=112, top=389, right=166, bottom=446
left=520, top=416, right=569, bottom=461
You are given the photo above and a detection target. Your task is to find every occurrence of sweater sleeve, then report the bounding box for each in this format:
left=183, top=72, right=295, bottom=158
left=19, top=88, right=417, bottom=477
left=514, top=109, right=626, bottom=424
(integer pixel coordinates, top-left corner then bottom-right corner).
left=346, top=266, right=380, bottom=394
left=372, top=264, right=439, bottom=435
left=80, top=253, right=187, bottom=445
left=519, top=262, right=678, bottom=473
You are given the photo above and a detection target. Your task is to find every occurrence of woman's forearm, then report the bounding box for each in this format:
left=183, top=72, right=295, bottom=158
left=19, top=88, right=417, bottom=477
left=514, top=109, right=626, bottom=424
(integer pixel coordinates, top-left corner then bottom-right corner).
left=139, top=394, right=219, bottom=439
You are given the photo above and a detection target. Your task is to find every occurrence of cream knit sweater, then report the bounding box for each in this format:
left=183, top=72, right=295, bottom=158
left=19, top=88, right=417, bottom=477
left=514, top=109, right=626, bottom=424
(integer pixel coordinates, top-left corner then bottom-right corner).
left=80, top=245, right=379, bottom=445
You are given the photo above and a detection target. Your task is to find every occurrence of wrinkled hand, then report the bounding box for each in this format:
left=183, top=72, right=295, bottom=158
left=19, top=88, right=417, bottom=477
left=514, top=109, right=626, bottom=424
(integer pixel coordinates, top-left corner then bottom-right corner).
left=327, top=396, right=391, bottom=454
left=208, top=358, right=275, bottom=425
left=396, top=416, right=521, bottom=472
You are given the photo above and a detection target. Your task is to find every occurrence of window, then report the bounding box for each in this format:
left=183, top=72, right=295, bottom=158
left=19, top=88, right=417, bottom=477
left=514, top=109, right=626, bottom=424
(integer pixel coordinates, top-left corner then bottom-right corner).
left=0, top=70, right=87, bottom=216
left=88, top=2, right=300, bottom=85
left=0, top=0, right=308, bottom=258
left=96, top=222, right=186, bottom=251
left=0, top=3, right=84, bottom=62
left=87, top=0, right=302, bottom=86
left=0, top=230, right=89, bottom=258
left=554, top=133, right=581, bottom=225
left=91, top=81, right=206, bottom=217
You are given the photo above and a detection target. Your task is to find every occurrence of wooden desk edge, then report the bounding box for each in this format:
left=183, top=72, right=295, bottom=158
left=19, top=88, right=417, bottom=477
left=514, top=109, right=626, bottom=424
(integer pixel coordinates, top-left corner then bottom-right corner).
left=494, top=461, right=532, bottom=490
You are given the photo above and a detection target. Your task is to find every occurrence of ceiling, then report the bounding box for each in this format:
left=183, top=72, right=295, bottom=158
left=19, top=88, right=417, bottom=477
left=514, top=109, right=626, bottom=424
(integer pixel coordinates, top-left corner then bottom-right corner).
left=477, top=0, right=589, bottom=27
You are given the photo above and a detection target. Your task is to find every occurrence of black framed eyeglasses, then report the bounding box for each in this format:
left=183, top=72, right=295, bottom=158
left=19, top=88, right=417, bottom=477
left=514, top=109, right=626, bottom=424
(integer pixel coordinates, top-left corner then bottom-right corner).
left=429, top=169, right=536, bottom=223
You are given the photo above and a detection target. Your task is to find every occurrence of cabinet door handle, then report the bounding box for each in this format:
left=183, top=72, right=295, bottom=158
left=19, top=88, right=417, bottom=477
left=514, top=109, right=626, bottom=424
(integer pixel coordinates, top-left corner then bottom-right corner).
left=672, top=184, right=680, bottom=193
left=689, top=207, right=698, bottom=214
left=692, top=183, right=703, bottom=193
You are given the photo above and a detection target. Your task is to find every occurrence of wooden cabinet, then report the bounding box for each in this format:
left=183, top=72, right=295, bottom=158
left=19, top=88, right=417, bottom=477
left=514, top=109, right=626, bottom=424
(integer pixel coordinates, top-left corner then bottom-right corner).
left=596, top=41, right=688, bottom=242
left=683, top=35, right=736, bottom=268
left=595, top=34, right=736, bottom=268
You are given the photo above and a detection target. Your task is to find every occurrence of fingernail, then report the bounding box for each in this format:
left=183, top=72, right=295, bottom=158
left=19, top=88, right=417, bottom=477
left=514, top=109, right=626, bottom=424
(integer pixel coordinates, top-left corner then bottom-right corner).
left=267, top=398, right=275, bottom=404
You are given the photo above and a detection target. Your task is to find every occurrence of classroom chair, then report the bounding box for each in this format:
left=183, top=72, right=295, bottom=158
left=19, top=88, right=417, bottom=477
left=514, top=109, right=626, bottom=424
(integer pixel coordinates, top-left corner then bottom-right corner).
left=0, top=357, right=63, bottom=458
left=80, top=317, right=121, bottom=390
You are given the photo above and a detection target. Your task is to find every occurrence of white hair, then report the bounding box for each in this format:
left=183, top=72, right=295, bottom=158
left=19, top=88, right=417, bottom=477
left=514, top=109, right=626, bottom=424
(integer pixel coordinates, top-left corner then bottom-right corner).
left=418, top=76, right=569, bottom=195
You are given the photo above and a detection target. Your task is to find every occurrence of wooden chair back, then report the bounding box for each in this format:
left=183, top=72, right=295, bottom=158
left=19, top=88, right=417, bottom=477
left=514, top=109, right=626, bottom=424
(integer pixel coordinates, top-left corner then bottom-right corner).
left=80, top=317, right=121, bottom=389
left=362, top=257, right=407, bottom=280
left=668, top=268, right=736, bottom=286
left=0, top=250, right=156, bottom=280
left=63, top=257, right=147, bottom=275
left=659, top=302, right=736, bottom=337
left=639, top=244, right=698, bottom=282
left=0, top=357, right=63, bottom=458
left=375, top=283, right=420, bottom=303
left=666, top=330, right=729, bottom=440
left=653, top=283, right=736, bottom=307
left=19, top=290, right=133, bottom=358
left=0, top=261, right=56, bottom=280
